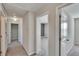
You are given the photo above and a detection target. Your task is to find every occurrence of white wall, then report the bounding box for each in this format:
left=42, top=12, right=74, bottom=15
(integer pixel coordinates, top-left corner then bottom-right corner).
left=74, top=18, right=79, bottom=45
left=66, top=13, right=74, bottom=55
left=18, top=18, right=22, bottom=44
left=23, top=12, right=35, bottom=55
left=60, top=9, right=74, bottom=55
left=28, top=12, right=35, bottom=55
left=36, top=14, right=48, bottom=55
left=23, top=13, right=29, bottom=54
left=35, top=4, right=61, bottom=56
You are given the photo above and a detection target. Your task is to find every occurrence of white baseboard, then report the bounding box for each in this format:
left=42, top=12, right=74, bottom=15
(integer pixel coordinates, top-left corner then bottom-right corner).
left=22, top=44, right=36, bottom=56
left=22, top=44, right=29, bottom=55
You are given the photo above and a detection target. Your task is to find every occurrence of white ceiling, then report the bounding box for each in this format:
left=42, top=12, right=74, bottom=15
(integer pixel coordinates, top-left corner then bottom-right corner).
left=3, top=3, right=48, bottom=17
left=0, top=5, right=2, bottom=15
left=63, top=4, right=79, bottom=18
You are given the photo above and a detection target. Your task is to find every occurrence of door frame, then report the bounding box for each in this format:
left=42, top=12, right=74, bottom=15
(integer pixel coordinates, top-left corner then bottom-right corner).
left=8, top=18, right=23, bottom=45
left=9, top=22, right=19, bottom=44
left=56, top=3, right=73, bottom=56
left=9, top=20, right=23, bottom=45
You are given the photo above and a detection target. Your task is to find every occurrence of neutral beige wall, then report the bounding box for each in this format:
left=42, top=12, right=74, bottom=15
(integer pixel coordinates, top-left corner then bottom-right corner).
left=23, top=11, right=35, bottom=55
left=1, top=16, right=7, bottom=56
left=23, top=13, right=29, bottom=54
left=35, top=4, right=61, bottom=56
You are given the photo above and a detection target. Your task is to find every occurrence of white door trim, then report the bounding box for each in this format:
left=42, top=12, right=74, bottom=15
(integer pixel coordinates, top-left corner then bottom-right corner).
left=8, top=19, right=23, bottom=45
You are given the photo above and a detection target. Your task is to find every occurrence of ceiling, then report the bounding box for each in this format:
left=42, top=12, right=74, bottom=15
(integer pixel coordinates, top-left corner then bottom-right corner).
left=0, top=4, right=5, bottom=16
left=63, top=4, right=79, bottom=18
left=2, top=3, right=48, bottom=17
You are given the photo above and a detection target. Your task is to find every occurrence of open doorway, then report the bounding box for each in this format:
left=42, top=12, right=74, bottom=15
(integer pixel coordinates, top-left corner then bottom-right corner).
left=58, top=3, right=79, bottom=56
left=36, top=14, right=49, bottom=56
left=11, top=24, right=18, bottom=42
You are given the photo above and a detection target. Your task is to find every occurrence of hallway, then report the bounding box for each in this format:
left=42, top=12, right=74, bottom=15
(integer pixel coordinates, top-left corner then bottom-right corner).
left=6, top=41, right=28, bottom=56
